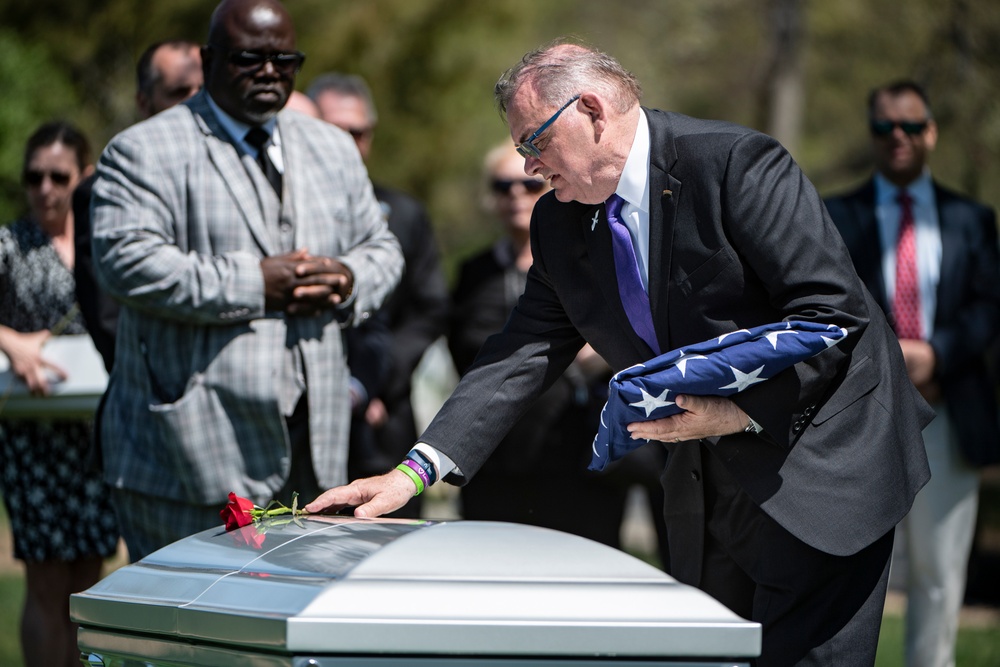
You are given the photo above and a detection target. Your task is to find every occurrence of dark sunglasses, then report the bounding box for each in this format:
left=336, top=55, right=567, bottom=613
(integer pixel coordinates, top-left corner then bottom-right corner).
left=870, top=119, right=929, bottom=137
left=24, top=169, right=72, bottom=187
left=209, top=44, right=306, bottom=74
left=491, top=179, right=546, bottom=195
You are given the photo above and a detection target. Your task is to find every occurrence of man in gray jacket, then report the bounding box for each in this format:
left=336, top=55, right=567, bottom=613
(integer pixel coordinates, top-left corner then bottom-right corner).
left=92, top=0, right=402, bottom=561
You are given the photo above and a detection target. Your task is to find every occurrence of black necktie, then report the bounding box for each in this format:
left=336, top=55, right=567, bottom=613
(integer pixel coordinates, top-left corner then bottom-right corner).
left=244, top=127, right=282, bottom=198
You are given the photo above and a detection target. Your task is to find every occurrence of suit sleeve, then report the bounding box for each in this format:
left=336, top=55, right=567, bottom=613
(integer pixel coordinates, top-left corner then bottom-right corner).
left=91, top=133, right=266, bottom=325
left=419, top=209, right=585, bottom=483
left=720, top=132, right=871, bottom=445
left=930, top=202, right=1000, bottom=377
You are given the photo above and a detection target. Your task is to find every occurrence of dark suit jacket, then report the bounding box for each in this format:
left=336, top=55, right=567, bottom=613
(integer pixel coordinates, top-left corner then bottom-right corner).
left=73, top=172, right=119, bottom=372
left=420, top=108, right=932, bottom=577
left=825, top=180, right=1000, bottom=466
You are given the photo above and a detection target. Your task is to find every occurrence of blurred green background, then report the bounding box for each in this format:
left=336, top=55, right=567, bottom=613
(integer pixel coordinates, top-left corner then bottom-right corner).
left=1, top=0, right=999, bottom=277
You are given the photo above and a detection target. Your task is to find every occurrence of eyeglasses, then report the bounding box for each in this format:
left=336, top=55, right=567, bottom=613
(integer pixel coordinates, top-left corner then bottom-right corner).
left=24, top=170, right=72, bottom=187
left=515, top=94, right=580, bottom=159
left=491, top=178, right=546, bottom=195
left=209, top=44, right=306, bottom=75
left=870, top=119, right=929, bottom=137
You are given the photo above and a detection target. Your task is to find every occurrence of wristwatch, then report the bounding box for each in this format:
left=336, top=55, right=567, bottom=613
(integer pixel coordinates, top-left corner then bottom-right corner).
left=744, top=416, right=763, bottom=434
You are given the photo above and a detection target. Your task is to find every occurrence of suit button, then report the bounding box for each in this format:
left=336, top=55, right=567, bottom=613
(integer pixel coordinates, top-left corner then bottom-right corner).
left=803, top=406, right=815, bottom=417
left=690, top=470, right=700, bottom=481
left=792, top=421, right=803, bottom=433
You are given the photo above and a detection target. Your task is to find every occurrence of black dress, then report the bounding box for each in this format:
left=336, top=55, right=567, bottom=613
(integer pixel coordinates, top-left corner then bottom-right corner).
left=0, top=218, right=118, bottom=562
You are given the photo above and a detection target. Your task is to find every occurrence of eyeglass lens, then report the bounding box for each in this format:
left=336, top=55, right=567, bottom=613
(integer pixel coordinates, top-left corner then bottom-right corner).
left=870, top=119, right=928, bottom=136
left=25, top=170, right=71, bottom=186
left=224, top=48, right=305, bottom=73
left=492, top=179, right=546, bottom=195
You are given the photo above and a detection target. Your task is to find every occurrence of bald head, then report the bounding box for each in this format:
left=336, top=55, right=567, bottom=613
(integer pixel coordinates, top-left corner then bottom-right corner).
left=203, top=0, right=301, bottom=125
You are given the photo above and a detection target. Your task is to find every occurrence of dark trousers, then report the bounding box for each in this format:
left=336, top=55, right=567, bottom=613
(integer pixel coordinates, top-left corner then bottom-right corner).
left=665, top=443, right=893, bottom=667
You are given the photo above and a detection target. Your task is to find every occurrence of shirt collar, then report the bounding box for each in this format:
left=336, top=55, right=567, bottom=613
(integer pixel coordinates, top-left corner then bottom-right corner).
left=206, top=93, right=279, bottom=149
left=874, top=168, right=933, bottom=207
left=615, top=108, right=651, bottom=212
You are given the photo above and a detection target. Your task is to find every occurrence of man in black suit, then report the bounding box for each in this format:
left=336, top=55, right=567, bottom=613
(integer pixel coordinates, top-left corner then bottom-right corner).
left=307, top=73, right=450, bottom=514
left=825, top=80, right=1000, bottom=667
left=308, top=41, right=933, bottom=665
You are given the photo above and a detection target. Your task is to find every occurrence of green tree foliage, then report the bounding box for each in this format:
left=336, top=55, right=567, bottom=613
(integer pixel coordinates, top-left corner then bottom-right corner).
left=1, top=0, right=998, bottom=275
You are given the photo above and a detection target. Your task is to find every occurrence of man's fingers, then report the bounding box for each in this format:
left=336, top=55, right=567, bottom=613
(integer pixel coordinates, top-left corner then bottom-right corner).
left=304, top=471, right=417, bottom=518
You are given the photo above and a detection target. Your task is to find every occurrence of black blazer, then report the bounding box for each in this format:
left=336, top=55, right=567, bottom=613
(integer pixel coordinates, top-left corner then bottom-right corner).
left=825, top=180, right=1000, bottom=466
left=420, top=108, right=932, bottom=568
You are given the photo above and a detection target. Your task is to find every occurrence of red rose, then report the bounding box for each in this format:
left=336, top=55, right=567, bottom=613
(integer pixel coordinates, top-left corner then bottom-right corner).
left=220, top=492, right=255, bottom=531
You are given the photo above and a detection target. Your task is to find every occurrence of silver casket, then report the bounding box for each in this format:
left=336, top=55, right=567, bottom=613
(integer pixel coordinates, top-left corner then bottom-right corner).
left=72, top=517, right=761, bottom=666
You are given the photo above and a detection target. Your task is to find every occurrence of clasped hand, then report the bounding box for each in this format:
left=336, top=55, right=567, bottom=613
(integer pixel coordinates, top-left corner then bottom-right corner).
left=261, top=248, right=354, bottom=316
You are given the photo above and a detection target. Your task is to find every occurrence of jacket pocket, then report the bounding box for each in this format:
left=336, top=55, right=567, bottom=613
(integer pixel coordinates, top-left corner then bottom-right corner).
left=148, top=376, right=241, bottom=504
left=812, top=355, right=877, bottom=425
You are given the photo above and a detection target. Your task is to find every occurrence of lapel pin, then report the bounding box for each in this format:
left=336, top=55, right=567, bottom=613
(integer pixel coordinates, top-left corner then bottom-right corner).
left=662, top=189, right=673, bottom=198
left=591, top=209, right=600, bottom=231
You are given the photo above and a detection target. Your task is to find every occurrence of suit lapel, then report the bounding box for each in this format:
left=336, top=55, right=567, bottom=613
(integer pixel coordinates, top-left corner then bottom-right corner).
left=935, top=184, right=962, bottom=312
left=851, top=182, right=889, bottom=311
left=583, top=204, right=653, bottom=358
left=646, top=109, right=679, bottom=353
left=191, top=95, right=275, bottom=255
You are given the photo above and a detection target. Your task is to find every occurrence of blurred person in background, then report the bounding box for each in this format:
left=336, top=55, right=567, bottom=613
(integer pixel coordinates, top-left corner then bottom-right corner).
left=0, top=121, right=119, bottom=667
left=450, top=143, right=642, bottom=548
left=308, top=72, right=449, bottom=517
left=825, top=80, right=1000, bottom=667
left=74, top=39, right=203, bottom=372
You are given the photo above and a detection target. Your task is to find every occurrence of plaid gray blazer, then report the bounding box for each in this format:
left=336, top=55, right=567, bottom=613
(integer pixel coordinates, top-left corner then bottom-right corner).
left=91, top=90, right=403, bottom=506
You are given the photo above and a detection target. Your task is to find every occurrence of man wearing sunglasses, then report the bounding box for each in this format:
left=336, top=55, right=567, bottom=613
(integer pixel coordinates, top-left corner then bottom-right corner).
left=90, top=0, right=402, bottom=562
left=826, top=80, right=1000, bottom=667
left=309, top=42, right=934, bottom=666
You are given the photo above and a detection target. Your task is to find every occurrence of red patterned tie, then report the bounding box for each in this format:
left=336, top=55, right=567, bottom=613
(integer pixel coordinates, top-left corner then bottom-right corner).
left=893, top=190, right=922, bottom=339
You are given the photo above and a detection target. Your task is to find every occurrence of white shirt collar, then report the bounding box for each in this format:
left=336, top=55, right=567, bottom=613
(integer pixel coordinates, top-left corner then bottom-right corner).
left=616, top=108, right=651, bottom=211
left=205, top=93, right=279, bottom=152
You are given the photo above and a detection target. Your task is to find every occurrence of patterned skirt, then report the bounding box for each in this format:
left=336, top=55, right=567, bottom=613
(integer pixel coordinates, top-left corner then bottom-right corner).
left=1, top=418, right=119, bottom=562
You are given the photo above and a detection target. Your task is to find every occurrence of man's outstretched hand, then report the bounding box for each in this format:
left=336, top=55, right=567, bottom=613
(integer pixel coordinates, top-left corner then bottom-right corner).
left=305, top=469, right=417, bottom=518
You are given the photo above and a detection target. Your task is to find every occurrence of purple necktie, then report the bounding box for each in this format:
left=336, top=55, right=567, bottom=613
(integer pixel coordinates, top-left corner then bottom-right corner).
left=606, top=194, right=660, bottom=355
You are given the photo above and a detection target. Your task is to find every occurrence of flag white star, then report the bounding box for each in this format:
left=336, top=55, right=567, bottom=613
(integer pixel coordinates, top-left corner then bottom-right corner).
left=764, top=329, right=799, bottom=349
left=719, top=365, right=767, bottom=392
left=629, top=387, right=675, bottom=417
left=674, top=350, right=708, bottom=377
left=717, top=329, right=751, bottom=344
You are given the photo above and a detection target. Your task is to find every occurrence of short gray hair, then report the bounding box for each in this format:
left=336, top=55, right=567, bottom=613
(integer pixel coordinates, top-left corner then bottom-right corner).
left=494, top=40, right=641, bottom=119
left=306, top=72, right=378, bottom=125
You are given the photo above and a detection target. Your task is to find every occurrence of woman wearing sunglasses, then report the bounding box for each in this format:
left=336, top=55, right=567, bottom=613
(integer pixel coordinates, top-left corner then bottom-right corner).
left=0, top=121, right=119, bottom=667
left=447, top=143, right=632, bottom=547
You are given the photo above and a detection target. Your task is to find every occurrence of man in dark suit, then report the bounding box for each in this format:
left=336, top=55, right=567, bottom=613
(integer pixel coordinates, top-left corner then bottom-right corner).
left=825, top=80, right=1000, bottom=667
left=308, top=41, right=933, bottom=665
left=307, top=72, right=450, bottom=514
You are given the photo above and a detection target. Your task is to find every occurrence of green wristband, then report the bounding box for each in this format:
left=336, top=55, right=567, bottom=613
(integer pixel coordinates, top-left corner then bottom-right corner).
left=395, top=462, right=425, bottom=496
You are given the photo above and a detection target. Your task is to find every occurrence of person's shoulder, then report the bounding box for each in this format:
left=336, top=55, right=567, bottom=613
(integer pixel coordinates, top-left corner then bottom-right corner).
left=372, top=183, right=428, bottom=223
left=824, top=179, right=874, bottom=206
left=106, top=101, right=199, bottom=155
left=934, top=181, right=996, bottom=217
left=646, top=107, right=755, bottom=140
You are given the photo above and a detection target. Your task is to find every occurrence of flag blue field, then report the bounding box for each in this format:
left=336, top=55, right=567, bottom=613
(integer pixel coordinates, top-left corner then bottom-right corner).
left=590, top=321, right=847, bottom=471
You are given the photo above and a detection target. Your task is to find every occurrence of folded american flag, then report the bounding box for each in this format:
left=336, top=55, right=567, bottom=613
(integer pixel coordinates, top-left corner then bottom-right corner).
left=589, top=321, right=847, bottom=471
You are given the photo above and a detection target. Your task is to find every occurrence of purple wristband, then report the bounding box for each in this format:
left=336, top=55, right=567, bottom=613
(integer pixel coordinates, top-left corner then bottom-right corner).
left=401, top=458, right=430, bottom=488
